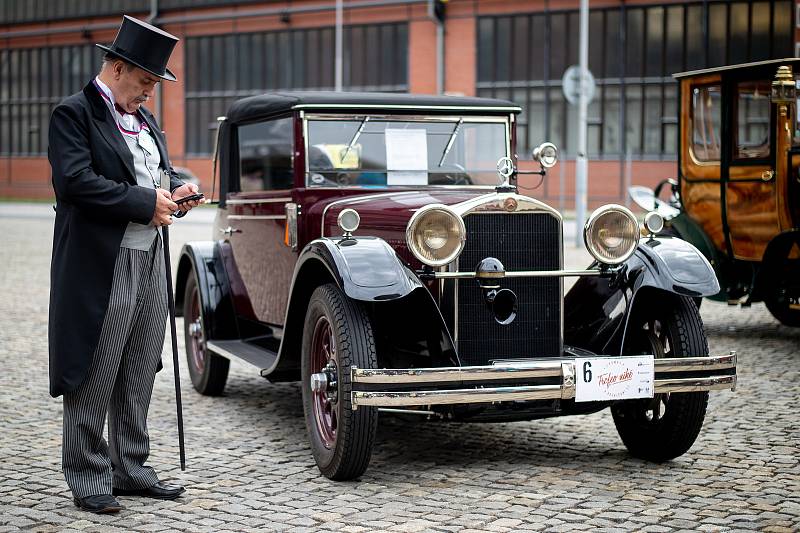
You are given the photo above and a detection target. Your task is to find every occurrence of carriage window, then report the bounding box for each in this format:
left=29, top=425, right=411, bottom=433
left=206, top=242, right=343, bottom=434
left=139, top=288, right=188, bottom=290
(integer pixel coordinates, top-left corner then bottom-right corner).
left=238, top=117, right=294, bottom=191
left=794, top=78, right=800, bottom=146
left=734, top=81, right=770, bottom=160
left=690, top=85, right=721, bottom=162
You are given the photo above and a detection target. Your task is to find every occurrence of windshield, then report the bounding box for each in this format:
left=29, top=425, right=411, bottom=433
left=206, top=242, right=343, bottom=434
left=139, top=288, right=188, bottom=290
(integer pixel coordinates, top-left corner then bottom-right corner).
left=305, top=115, right=509, bottom=187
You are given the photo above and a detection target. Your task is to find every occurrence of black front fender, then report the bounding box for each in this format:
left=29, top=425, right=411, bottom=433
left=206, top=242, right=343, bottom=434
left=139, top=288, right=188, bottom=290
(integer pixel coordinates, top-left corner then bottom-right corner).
left=174, top=241, right=238, bottom=341
left=565, top=236, right=719, bottom=355
left=300, top=236, right=424, bottom=301
left=632, top=236, right=720, bottom=298
left=270, top=236, right=446, bottom=381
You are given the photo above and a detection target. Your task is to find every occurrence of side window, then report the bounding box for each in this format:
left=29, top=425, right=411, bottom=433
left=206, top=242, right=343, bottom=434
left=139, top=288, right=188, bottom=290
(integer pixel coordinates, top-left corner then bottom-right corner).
left=793, top=77, right=800, bottom=146
left=238, top=117, right=294, bottom=191
left=690, top=84, right=721, bottom=162
left=734, top=81, right=771, bottom=160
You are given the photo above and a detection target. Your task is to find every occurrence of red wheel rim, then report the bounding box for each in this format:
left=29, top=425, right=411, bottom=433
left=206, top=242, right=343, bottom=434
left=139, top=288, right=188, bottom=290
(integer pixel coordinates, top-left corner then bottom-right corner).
left=188, top=286, right=206, bottom=374
left=311, top=315, right=337, bottom=449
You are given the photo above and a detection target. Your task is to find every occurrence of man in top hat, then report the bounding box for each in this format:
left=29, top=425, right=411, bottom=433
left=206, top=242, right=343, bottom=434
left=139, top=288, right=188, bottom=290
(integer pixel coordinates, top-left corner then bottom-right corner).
left=48, top=15, right=202, bottom=513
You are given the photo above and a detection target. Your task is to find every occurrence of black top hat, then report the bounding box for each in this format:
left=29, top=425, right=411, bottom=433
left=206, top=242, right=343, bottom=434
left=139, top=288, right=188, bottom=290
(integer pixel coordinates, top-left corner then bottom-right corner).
left=96, top=16, right=179, bottom=81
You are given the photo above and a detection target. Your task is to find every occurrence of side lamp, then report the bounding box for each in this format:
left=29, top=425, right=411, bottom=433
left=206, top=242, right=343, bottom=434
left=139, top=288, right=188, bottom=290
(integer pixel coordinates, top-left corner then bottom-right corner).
left=771, top=65, right=796, bottom=114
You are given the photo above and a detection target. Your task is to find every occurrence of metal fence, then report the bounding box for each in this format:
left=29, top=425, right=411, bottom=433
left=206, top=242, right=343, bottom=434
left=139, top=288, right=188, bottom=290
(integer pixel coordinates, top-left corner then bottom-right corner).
left=184, top=22, right=408, bottom=155
left=476, top=0, right=794, bottom=159
left=0, top=44, right=101, bottom=155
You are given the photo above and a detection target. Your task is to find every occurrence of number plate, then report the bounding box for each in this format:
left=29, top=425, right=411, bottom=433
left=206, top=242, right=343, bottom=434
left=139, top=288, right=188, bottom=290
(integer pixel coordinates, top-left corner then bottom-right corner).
left=574, top=356, right=654, bottom=402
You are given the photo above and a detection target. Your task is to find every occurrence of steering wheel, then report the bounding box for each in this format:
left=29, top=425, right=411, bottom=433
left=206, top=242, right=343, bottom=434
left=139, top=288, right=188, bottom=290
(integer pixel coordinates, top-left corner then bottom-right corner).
left=440, top=163, right=471, bottom=185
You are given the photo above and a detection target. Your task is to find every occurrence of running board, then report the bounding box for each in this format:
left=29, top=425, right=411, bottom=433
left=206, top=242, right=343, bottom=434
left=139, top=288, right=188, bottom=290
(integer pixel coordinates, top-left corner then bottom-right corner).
left=207, top=340, right=277, bottom=371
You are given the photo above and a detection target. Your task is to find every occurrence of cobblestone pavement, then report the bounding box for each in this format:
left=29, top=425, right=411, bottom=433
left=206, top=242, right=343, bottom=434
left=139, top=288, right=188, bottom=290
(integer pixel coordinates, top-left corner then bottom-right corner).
left=1, top=203, right=798, bottom=533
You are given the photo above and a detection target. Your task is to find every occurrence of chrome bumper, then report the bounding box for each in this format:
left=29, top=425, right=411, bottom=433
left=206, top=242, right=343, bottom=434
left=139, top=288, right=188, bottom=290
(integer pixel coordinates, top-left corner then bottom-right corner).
left=350, top=352, right=737, bottom=409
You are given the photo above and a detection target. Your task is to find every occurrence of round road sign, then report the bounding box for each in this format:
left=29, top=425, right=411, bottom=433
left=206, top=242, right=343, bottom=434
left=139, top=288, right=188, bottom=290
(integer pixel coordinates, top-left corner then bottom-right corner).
left=562, top=65, right=596, bottom=105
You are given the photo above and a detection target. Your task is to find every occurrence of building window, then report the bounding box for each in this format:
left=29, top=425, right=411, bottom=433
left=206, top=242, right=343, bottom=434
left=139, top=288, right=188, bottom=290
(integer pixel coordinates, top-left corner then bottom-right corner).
left=0, top=0, right=149, bottom=25
left=185, top=23, right=408, bottom=155
left=477, top=0, right=793, bottom=159
left=0, top=44, right=101, bottom=156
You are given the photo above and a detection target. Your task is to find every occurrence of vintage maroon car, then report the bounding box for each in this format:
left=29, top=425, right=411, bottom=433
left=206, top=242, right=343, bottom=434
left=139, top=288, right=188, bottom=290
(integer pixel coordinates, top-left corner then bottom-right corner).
left=175, top=92, right=737, bottom=480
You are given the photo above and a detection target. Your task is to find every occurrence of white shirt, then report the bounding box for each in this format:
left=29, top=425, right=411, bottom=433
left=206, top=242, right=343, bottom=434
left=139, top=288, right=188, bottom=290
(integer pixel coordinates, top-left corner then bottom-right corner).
left=94, top=76, right=162, bottom=250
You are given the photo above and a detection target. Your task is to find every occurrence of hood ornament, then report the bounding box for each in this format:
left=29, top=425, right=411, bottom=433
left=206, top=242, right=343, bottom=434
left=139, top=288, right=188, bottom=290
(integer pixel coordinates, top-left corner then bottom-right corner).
left=495, top=157, right=516, bottom=193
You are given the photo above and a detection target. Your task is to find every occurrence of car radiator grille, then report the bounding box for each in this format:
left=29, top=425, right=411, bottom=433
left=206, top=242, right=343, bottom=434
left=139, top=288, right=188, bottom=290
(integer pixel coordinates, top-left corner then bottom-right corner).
left=456, top=212, right=562, bottom=366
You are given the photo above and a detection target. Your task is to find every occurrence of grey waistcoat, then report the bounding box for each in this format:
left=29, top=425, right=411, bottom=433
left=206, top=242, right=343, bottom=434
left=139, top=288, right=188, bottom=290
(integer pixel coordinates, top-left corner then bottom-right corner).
left=119, top=127, right=162, bottom=251
left=94, top=79, right=162, bottom=251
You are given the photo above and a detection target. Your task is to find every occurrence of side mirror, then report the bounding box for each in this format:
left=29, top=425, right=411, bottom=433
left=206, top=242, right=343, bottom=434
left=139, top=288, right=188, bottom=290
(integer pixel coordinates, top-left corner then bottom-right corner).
left=532, top=142, right=559, bottom=169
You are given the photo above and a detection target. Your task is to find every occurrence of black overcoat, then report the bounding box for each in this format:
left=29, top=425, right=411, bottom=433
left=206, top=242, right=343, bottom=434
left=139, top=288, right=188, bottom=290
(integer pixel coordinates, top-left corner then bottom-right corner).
left=48, top=82, right=183, bottom=398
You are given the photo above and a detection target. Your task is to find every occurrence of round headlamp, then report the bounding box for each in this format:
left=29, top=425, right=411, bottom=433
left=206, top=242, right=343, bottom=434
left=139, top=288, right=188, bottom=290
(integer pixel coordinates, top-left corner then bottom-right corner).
left=337, top=208, right=360, bottom=235
left=533, top=142, right=559, bottom=168
left=642, top=211, right=664, bottom=236
left=584, top=204, right=640, bottom=265
left=406, top=205, right=466, bottom=267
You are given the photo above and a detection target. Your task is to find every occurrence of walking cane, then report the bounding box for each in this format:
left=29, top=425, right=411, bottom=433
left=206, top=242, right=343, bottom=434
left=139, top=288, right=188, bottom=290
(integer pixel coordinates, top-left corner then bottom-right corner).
left=161, top=172, right=186, bottom=471
left=162, top=224, right=186, bottom=471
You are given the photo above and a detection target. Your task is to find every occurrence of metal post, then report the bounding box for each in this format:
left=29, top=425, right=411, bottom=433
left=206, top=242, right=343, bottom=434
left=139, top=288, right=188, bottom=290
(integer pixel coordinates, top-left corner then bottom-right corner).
left=559, top=155, right=566, bottom=214
left=624, top=148, right=633, bottom=208
left=429, top=0, right=444, bottom=94
left=436, top=18, right=444, bottom=94
left=148, top=0, right=161, bottom=123
left=574, top=0, right=589, bottom=246
left=335, top=0, right=343, bottom=92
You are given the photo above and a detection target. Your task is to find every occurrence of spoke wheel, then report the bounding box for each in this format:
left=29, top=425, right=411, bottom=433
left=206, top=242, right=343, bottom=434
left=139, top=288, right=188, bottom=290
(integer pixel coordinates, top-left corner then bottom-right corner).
left=301, top=283, right=378, bottom=481
left=611, top=294, right=709, bottom=462
left=183, top=272, right=229, bottom=396
left=310, top=316, right=338, bottom=449
left=641, top=318, right=670, bottom=423
left=188, top=291, right=206, bottom=374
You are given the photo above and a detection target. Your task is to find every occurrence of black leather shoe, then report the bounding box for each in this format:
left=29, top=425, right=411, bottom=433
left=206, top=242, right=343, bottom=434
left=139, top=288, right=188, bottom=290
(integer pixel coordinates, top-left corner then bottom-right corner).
left=113, top=481, right=185, bottom=500
left=73, top=494, right=124, bottom=513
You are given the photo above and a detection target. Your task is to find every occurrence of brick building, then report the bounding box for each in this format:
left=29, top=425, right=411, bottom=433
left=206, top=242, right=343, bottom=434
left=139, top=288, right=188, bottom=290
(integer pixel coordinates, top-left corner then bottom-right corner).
left=0, top=0, right=796, bottom=206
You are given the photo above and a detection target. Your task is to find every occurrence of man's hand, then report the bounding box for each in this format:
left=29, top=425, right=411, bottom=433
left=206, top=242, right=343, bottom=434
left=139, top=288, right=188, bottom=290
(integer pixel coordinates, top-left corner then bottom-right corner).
left=152, top=188, right=179, bottom=226
left=172, top=183, right=203, bottom=213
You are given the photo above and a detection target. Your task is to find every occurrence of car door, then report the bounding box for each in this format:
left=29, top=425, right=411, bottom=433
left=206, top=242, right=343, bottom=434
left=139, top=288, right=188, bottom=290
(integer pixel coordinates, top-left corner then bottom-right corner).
left=723, top=78, right=780, bottom=261
left=680, top=76, right=726, bottom=252
left=225, top=116, right=296, bottom=326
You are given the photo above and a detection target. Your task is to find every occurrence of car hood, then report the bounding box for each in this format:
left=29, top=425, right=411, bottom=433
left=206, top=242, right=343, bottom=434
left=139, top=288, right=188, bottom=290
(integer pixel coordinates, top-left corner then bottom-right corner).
left=316, top=189, right=492, bottom=238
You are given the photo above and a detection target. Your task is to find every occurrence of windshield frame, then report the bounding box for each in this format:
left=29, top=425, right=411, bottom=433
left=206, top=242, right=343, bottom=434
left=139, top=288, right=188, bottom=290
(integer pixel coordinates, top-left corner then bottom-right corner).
left=301, top=111, right=512, bottom=189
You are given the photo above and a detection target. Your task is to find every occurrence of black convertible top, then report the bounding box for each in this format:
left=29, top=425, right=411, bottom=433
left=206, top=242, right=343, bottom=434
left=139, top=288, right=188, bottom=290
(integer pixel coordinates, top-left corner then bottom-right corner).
left=224, top=91, right=521, bottom=124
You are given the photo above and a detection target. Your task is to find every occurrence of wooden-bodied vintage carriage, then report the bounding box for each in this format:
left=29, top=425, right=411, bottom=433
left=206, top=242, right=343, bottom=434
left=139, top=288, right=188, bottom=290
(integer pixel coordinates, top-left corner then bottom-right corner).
left=631, top=59, right=800, bottom=326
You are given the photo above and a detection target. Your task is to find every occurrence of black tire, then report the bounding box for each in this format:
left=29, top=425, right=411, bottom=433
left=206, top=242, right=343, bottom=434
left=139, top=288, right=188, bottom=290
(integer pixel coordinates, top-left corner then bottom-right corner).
left=611, top=294, right=709, bottom=462
left=764, top=273, right=800, bottom=327
left=301, top=283, right=378, bottom=481
left=183, top=272, right=229, bottom=396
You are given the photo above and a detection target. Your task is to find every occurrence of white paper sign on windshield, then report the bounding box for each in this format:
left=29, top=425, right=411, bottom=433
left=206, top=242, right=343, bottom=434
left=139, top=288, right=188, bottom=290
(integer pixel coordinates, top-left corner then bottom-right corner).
left=385, top=128, right=428, bottom=185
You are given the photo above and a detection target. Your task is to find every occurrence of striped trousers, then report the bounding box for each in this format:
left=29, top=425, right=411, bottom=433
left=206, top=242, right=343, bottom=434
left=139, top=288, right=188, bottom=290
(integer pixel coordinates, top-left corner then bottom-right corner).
left=62, top=238, right=167, bottom=498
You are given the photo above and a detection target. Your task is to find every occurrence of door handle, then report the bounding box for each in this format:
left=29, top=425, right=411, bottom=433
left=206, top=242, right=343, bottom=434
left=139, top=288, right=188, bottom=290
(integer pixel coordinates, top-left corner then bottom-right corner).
left=220, top=226, right=242, bottom=236
left=761, top=170, right=775, bottom=181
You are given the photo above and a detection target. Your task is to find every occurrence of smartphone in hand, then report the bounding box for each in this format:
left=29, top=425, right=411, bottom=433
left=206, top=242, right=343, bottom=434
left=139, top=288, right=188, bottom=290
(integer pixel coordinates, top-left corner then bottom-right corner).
left=175, top=193, right=205, bottom=205
left=173, top=193, right=205, bottom=217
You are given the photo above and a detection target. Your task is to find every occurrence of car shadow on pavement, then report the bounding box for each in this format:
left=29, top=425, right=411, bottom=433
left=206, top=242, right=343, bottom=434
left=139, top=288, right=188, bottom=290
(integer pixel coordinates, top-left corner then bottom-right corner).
left=213, top=374, right=672, bottom=483
left=371, top=414, right=630, bottom=468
